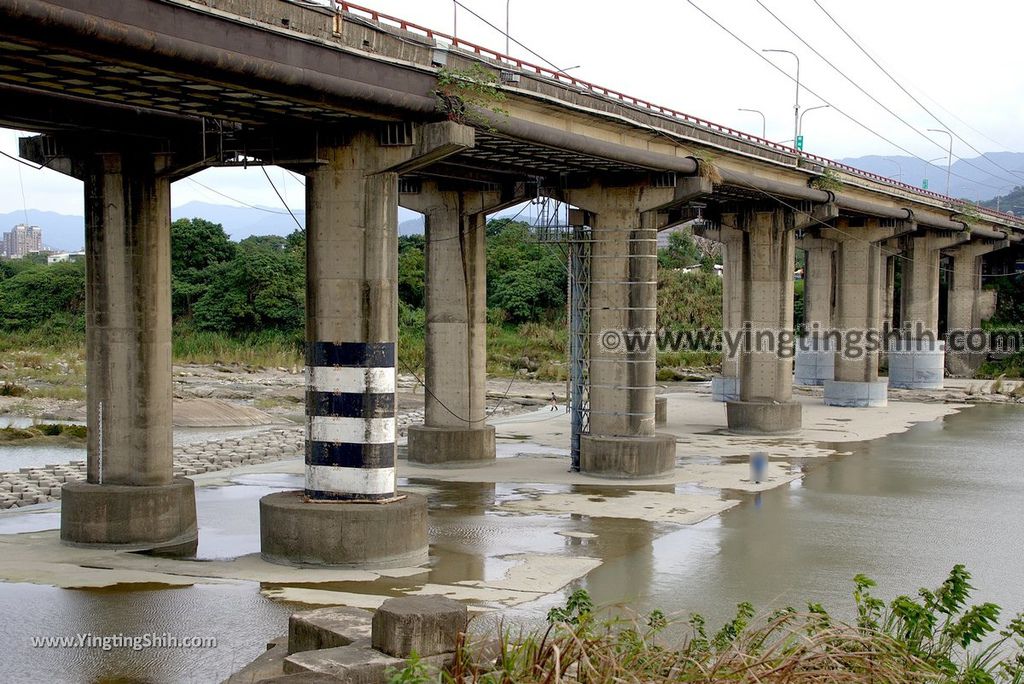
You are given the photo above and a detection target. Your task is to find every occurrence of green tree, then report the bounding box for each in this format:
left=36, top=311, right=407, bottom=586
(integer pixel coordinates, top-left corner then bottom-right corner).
left=486, top=219, right=566, bottom=322
left=192, top=234, right=304, bottom=334
left=398, top=235, right=426, bottom=308
left=170, top=217, right=236, bottom=318
left=657, top=230, right=702, bottom=269
left=0, top=261, right=85, bottom=331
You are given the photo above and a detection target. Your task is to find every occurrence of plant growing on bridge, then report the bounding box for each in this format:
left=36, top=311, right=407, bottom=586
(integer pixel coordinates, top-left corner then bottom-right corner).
left=811, top=167, right=843, bottom=192
left=691, top=151, right=723, bottom=185
left=953, top=201, right=983, bottom=228
left=436, top=63, right=507, bottom=129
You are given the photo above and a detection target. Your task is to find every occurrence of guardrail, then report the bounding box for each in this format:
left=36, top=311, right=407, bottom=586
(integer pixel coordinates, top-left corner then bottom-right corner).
left=335, top=1, right=1021, bottom=227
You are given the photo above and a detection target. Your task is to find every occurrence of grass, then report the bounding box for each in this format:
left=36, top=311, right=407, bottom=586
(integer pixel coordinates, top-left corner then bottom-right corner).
left=0, top=423, right=86, bottom=444
left=389, top=567, right=1024, bottom=683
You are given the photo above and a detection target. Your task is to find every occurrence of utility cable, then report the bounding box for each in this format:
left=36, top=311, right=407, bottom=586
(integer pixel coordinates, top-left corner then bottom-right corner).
left=755, top=0, right=1023, bottom=190
left=813, top=0, right=1024, bottom=184
left=261, top=166, right=303, bottom=231
left=684, top=0, right=1013, bottom=196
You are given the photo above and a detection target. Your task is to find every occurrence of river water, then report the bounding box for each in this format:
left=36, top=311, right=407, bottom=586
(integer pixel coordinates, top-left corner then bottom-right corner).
left=0, top=403, right=1021, bottom=682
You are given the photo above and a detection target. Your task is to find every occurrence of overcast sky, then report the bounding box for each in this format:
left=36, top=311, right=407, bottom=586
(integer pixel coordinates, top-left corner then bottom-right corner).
left=2, top=0, right=1022, bottom=216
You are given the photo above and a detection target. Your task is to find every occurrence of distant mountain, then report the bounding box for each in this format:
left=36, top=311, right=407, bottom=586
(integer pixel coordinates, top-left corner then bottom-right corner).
left=837, top=152, right=1024, bottom=203
left=0, top=202, right=426, bottom=252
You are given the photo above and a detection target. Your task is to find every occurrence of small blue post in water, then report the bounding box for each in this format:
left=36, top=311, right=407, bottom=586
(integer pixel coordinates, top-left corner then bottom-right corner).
left=750, top=451, right=768, bottom=484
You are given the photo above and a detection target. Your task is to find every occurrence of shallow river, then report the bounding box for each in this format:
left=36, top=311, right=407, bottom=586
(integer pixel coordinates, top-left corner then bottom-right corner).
left=0, top=403, right=1021, bottom=682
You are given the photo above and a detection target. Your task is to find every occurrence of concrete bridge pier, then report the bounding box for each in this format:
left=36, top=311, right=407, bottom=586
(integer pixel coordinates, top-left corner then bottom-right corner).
left=722, top=205, right=801, bottom=434
left=261, top=124, right=473, bottom=566
left=400, top=182, right=523, bottom=465
left=57, top=147, right=196, bottom=555
left=707, top=226, right=744, bottom=402
left=795, top=235, right=835, bottom=386
left=565, top=184, right=676, bottom=478
left=890, top=231, right=969, bottom=389
left=823, top=219, right=896, bottom=407
left=945, top=238, right=1009, bottom=376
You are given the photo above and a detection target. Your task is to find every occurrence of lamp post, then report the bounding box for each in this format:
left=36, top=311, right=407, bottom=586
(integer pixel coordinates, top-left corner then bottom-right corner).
left=922, top=155, right=946, bottom=192
left=505, top=0, right=510, bottom=54
left=882, top=158, right=903, bottom=182
left=763, top=49, right=800, bottom=149
left=927, top=128, right=953, bottom=196
left=738, top=108, right=766, bottom=139
left=797, top=104, right=830, bottom=148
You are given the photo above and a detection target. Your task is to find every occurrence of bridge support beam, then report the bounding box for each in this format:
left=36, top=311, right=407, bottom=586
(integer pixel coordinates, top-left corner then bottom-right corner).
left=795, top=236, right=835, bottom=386
left=399, top=182, right=523, bottom=465
left=823, top=219, right=892, bottom=407
left=945, top=238, right=1009, bottom=376
left=890, top=232, right=968, bottom=389
left=565, top=184, right=675, bottom=478
left=713, top=226, right=744, bottom=402
left=260, top=130, right=437, bottom=567
left=722, top=205, right=801, bottom=434
left=59, top=148, right=196, bottom=555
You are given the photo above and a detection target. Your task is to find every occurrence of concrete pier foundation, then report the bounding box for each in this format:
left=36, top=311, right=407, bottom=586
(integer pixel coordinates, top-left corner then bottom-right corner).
left=59, top=149, right=196, bottom=554
left=260, top=131, right=428, bottom=567
left=724, top=206, right=801, bottom=434
left=567, top=185, right=675, bottom=478
left=795, top=236, right=835, bottom=386
left=401, top=182, right=516, bottom=465
left=945, top=239, right=1008, bottom=376
left=823, top=220, right=889, bottom=407
left=891, top=232, right=967, bottom=389
left=701, top=225, right=743, bottom=401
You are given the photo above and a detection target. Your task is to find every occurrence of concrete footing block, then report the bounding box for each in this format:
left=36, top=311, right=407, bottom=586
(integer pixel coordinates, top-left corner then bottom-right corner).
left=887, top=339, right=944, bottom=390
left=725, top=401, right=802, bottom=434
left=655, top=397, right=667, bottom=426
left=580, top=433, right=676, bottom=478
left=710, top=376, right=740, bottom=402
left=289, top=607, right=374, bottom=655
left=794, top=338, right=835, bottom=386
left=260, top=491, right=428, bottom=568
left=406, top=425, right=495, bottom=465
left=283, top=644, right=452, bottom=681
left=823, top=380, right=888, bottom=407
left=372, top=595, right=467, bottom=658
left=60, top=477, right=197, bottom=556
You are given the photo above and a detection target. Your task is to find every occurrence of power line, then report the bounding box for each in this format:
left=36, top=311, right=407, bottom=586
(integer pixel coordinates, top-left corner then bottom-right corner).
left=684, top=0, right=1013, bottom=197
left=755, top=0, right=1024, bottom=191
left=812, top=0, right=1024, bottom=185
left=451, top=0, right=576, bottom=77
left=185, top=177, right=292, bottom=215
left=261, top=166, right=303, bottom=230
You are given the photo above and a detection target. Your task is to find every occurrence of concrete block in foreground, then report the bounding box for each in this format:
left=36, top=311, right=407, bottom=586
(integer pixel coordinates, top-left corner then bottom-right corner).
left=260, top=491, right=428, bottom=568
left=406, top=425, right=495, bottom=465
left=60, top=477, right=197, bottom=556
left=371, top=596, right=467, bottom=658
left=823, top=380, right=888, bottom=407
left=289, top=607, right=374, bottom=655
left=283, top=644, right=453, bottom=681
left=580, top=434, right=676, bottom=478
left=726, top=400, right=802, bottom=434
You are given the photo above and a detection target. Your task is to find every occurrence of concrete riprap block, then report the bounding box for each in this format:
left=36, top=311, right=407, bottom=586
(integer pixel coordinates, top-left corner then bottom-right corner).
left=371, top=596, right=467, bottom=658
left=288, top=607, right=374, bottom=655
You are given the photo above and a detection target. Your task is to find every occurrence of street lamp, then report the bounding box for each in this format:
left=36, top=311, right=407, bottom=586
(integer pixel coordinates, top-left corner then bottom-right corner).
left=922, top=156, right=945, bottom=191
left=927, top=128, right=953, bottom=196
left=797, top=104, right=830, bottom=148
left=762, top=49, right=800, bottom=149
left=505, top=0, right=510, bottom=54
left=882, top=158, right=902, bottom=182
left=738, top=108, right=766, bottom=139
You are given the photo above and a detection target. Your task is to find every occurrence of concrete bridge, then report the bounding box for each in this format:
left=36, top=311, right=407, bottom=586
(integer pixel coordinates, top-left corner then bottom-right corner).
left=1, top=0, right=1019, bottom=565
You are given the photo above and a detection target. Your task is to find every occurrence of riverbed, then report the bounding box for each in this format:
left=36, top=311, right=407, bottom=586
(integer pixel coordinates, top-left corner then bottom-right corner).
left=0, top=400, right=1020, bottom=682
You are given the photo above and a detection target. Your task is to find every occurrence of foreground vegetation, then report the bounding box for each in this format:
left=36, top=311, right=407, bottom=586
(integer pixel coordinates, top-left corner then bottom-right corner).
left=391, top=566, right=1024, bottom=683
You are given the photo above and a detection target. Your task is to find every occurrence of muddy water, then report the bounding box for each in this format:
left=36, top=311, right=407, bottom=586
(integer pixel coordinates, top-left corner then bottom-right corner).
left=0, top=404, right=1022, bottom=682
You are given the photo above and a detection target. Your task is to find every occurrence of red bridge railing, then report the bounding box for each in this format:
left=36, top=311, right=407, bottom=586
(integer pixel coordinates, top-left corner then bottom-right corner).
left=335, top=1, right=1020, bottom=226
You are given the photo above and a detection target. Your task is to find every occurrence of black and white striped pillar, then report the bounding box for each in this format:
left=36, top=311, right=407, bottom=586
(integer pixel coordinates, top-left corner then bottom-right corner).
left=305, top=341, right=397, bottom=501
